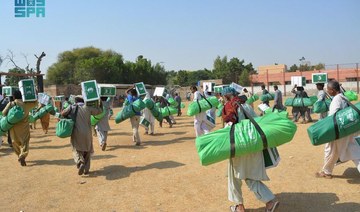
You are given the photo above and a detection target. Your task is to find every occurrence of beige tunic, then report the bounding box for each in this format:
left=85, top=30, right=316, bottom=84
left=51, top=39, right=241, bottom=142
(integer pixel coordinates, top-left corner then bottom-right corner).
left=3, top=99, right=37, bottom=158
left=63, top=104, right=102, bottom=152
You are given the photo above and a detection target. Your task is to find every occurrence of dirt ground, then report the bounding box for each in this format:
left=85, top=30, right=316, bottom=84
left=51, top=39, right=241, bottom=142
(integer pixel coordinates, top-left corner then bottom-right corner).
left=0, top=101, right=359, bottom=212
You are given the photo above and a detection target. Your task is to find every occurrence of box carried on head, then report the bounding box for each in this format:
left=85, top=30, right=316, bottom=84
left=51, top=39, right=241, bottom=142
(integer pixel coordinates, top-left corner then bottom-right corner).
left=81, top=80, right=100, bottom=106
left=135, top=82, right=147, bottom=97
left=18, top=79, right=37, bottom=102
left=98, top=84, right=116, bottom=97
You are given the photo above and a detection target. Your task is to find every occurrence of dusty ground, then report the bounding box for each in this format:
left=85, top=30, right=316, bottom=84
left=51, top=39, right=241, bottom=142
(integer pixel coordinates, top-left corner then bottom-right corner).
left=0, top=101, right=359, bottom=212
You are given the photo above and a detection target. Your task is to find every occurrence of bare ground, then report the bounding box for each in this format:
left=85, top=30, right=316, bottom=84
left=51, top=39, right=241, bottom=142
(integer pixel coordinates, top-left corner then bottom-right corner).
left=0, top=102, right=359, bottom=212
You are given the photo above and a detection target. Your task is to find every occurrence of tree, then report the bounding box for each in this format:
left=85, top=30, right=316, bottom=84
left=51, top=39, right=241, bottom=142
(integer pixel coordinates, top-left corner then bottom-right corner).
left=212, top=55, right=255, bottom=85
left=4, top=68, right=27, bottom=86
left=175, top=70, right=189, bottom=86
left=313, top=63, right=325, bottom=70
left=47, top=48, right=168, bottom=85
left=288, top=64, right=298, bottom=72
left=239, top=69, right=250, bottom=86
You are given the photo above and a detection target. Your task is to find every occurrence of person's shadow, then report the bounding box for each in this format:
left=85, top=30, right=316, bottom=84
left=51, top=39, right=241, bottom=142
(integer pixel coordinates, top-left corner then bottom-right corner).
left=86, top=160, right=185, bottom=181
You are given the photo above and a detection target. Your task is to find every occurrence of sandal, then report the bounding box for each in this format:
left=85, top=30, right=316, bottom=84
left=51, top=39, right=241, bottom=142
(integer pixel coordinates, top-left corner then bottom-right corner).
left=315, top=171, right=332, bottom=179
left=230, top=204, right=245, bottom=212
left=265, top=200, right=279, bottom=212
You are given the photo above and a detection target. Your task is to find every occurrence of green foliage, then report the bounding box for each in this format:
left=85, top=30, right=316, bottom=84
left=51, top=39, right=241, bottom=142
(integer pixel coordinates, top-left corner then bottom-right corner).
left=212, top=56, right=254, bottom=84
left=238, top=69, right=250, bottom=86
left=47, top=47, right=167, bottom=85
left=4, top=68, right=27, bottom=86
left=288, top=64, right=298, bottom=72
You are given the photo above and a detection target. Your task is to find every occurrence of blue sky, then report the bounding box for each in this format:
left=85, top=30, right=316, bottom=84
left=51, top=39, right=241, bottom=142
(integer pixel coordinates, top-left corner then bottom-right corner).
left=1, top=0, right=359, bottom=77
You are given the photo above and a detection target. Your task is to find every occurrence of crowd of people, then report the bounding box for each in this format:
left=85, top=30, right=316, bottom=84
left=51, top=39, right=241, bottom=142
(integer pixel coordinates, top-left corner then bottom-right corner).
left=0, top=80, right=359, bottom=212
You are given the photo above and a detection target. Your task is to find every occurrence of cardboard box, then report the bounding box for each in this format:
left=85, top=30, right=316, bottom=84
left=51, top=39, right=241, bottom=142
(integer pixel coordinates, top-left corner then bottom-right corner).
left=312, top=73, right=328, bottom=84
left=18, top=79, right=37, bottom=102
left=203, top=82, right=216, bottom=93
left=38, top=93, right=51, bottom=105
left=153, top=87, right=166, bottom=97
left=98, top=84, right=116, bottom=97
left=81, top=80, right=100, bottom=102
left=135, top=82, right=147, bottom=97
left=54, top=95, right=65, bottom=102
left=258, top=103, right=270, bottom=112
left=291, top=76, right=306, bottom=87
left=204, top=114, right=216, bottom=129
left=2, top=86, right=18, bottom=96
left=140, top=117, right=150, bottom=128
left=263, top=147, right=280, bottom=169
left=214, top=85, right=229, bottom=94
left=230, top=82, right=243, bottom=94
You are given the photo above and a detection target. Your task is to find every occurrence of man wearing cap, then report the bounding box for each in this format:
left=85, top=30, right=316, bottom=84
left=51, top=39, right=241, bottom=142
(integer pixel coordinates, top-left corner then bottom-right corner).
left=61, top=96, right=102, bottom=175
left=190, top=85, right=209, bottom=137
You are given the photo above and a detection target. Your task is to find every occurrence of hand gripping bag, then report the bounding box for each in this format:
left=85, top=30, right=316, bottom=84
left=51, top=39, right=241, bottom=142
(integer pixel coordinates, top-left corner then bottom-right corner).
left=56, top=106, right=78, bottom=138
left=0, top=104, right=25, bottom=136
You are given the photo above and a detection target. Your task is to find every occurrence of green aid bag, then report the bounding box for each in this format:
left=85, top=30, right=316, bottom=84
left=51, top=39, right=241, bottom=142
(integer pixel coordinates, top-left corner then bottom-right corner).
left=216, top=103, right=224, bottom=117
left=263, top=108, right=289, bottom=119
left=91, top=109, right=106, bottom=126
left=196, top=113, right=297, bottom=166
left=56, top=106, right=79, bottom=138
left=167, top=98, right=178, bottom=107
left=307, top=102, right=360, bottom=145
left=284, top=98, right=313, bottom=107
left=161, top=106, right=178, bottom=117
left=260, top=93, right=275, bottom=102
left=309, top=96, right=318, bottom=104
left=344, top=91, right=358, bottom=101
left=0, top=105, right=25, bottom=136
left=144, top=99, right=163, bottom=122
left=187, top=96, right=220, bottom=116
left=30, top=104, right=55, bottom=123
left=56, top=119, right=75, bottom=138
left=312, top=99, right=331, bottom=113
left=115, top=99, right=146, bottom=124
left=246, top=94, right=259, bottom=104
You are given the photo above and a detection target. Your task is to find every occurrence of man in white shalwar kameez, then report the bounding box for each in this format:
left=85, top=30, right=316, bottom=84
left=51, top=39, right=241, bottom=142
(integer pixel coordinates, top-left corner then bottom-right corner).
left=222, top=88, right=279, bottom=212
left=190, top=85, right=209, bottom=137
left=316, top=80, right=360, bottom=178
left=143, top=93, right=155, bottom=135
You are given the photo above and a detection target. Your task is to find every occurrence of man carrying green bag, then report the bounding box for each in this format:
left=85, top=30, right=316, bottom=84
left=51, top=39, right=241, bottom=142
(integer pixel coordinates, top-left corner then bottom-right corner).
left=312, top=80, right=360, bottom=179
left=2, top=90, right=37, bottom=166
left=204, top=90, right=284, bottom=212
left=60, top=96, right=102, bottom=175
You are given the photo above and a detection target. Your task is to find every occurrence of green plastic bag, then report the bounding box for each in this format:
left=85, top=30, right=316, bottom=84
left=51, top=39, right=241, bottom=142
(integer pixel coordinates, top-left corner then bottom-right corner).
left=216, top=103, right=224, bottom=117
left=312, top=99, right=331, bottom=113
left=161, top=106, right=178, bottom=117
left=196, top=113, right=297, bottom=166
left=115, top=99, right=146, bottom=124
left=0, top=105, right=25, bottom=136
left=260, top=93, right=275, bottom=102
left=246, top=94, right=259, bottom=104
left=91, top=109, right=106, bottom=126
left=56, top=119, right=74, bottom=138
left=29, top=104, right=55, bottom=123
left=187, top=96, right=220, bottom=116
left=307, top=102, right=360, bottom=145
left=263, top=108, right=289, bottom=119
left=144, top=99, right=163, bottom=122
left=168, top=98, right=178, bottom=107
left=284, top=98, right=313, bottom=107
left=344, top=91, right=358, bottom=101
left=180, top=103, right=185, bottom=108
left=309, top=96, right=318, bottom=104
